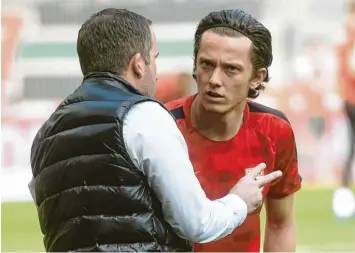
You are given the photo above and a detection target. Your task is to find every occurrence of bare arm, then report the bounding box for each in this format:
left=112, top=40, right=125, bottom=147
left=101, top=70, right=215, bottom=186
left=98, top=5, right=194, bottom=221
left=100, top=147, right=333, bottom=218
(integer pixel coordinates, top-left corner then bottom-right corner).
left=263, top=194, right=296, bottom=252
left=264, top=116, right=301, bottom=252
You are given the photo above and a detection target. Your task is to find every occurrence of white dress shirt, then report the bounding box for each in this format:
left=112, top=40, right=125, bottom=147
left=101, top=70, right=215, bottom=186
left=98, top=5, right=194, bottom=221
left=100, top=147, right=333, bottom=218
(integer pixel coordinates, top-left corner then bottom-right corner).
left=122, top=101, right=247, bottom=243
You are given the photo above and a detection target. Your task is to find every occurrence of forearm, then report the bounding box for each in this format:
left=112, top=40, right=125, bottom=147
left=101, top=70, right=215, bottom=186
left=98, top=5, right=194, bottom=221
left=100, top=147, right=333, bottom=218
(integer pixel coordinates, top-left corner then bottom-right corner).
left=181, top=194, right=247, bottom=243
left=264, top=124, right=299, bottom=252
left=263, top=219, right=296, bottom=252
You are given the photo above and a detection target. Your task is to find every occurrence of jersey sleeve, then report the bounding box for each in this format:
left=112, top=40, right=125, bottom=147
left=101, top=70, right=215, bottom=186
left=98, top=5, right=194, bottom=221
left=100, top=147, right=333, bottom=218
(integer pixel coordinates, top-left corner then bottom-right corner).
left=267, top=118, right=302, bottom=199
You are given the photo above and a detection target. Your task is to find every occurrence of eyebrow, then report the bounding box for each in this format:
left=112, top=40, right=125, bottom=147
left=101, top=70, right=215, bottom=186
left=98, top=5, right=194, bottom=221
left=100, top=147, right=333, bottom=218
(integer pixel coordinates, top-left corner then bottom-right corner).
left=199, top=56, right=243, bottom=67
left=199, top=56, right=212, bottom=62
left=223, top=62, right=243, bottom=68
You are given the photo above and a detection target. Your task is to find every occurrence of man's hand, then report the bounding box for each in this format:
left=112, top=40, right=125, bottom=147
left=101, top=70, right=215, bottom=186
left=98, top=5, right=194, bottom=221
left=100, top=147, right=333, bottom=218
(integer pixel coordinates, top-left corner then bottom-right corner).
left=229, top=163, right=282, bottom=214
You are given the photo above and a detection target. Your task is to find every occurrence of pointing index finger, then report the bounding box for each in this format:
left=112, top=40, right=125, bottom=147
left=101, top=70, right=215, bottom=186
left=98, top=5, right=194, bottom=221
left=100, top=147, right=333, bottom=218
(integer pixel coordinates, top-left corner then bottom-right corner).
left=257, top=170, right=282, bottom=187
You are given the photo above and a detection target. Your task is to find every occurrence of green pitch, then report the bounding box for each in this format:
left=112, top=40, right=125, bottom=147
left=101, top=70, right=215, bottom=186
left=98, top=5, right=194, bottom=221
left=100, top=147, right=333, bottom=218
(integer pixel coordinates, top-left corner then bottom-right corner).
left=2, top=188, right=355, bottom=252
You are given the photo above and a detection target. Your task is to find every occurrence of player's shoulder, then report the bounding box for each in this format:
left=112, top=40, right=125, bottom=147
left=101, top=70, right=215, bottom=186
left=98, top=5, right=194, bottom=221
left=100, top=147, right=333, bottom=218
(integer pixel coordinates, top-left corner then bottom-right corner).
left=164, top=97, right=188, bottom=110
left=247, top=100, right=293, bottom=134
left=248, top=100, right=290, bottom=123
left=164, top=96, right=191, bottom=120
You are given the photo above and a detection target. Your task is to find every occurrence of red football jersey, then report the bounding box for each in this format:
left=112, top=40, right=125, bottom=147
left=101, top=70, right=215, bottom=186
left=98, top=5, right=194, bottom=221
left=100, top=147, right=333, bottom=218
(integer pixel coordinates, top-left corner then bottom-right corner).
left=165, top=95, right=301, bottom=252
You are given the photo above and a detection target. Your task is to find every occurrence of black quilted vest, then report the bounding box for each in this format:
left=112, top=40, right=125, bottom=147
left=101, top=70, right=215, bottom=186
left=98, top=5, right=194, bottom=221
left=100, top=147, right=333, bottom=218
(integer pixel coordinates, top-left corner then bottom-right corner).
left=30, top=72, right=193, bottom=252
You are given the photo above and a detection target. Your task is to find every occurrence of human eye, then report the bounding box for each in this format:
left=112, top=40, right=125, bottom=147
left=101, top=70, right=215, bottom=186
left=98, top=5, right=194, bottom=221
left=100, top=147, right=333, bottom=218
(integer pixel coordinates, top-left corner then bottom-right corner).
left=227, top=65, right=238, bottom=73
left=200, top=59, right=213, bottom=68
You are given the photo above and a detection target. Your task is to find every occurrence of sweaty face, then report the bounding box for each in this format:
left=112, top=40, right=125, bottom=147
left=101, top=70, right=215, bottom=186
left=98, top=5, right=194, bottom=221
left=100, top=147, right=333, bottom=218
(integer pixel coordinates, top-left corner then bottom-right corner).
left=142, top=28, right=159, bottom=98
left=194, top=31, right=255, bottom=114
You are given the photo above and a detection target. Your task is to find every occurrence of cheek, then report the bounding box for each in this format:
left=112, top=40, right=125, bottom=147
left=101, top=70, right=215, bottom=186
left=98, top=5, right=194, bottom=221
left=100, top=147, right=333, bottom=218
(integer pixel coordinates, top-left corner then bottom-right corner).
left=197, top=81, right=210, bottom=94
left=149, top=61, right=157, bottom=77
left=225, top=76, right=249, bottom=99
left=152, top=59, right=157, bottom=71
left=195, top=68, right=211, bottom=83
left=235, top=73, right=251, bottom=89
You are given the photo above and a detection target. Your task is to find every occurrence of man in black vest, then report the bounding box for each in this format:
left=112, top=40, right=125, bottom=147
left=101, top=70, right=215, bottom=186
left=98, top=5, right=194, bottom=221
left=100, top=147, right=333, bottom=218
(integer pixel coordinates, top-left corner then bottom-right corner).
left=29, top=8, right=282, bottom=252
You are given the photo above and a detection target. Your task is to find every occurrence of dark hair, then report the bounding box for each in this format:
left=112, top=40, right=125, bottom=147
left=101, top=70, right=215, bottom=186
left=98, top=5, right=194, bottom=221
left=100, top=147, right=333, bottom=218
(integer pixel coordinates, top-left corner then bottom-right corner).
left=194, top=9, right=273, bottom=99
left=77, top=8, right=152, bottom=76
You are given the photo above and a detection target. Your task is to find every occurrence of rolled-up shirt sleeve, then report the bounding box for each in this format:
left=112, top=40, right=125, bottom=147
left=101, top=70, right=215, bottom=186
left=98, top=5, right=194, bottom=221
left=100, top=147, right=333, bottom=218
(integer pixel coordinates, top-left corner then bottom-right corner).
left=122, top=101, right=247, bottom=243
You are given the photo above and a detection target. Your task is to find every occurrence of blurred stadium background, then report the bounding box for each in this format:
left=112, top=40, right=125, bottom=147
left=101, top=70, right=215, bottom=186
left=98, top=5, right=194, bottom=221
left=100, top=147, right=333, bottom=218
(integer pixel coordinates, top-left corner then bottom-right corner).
left=1, top=0, right=355, bottom=252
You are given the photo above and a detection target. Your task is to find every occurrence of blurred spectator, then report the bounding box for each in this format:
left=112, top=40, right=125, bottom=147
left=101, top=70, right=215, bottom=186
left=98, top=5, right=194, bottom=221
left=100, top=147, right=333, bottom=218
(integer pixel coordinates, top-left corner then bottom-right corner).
left=332, top=0, right=355, bottom=219
left=156, top=72, right=192, bottom=103
left=337, top=0, right=355, bottom=188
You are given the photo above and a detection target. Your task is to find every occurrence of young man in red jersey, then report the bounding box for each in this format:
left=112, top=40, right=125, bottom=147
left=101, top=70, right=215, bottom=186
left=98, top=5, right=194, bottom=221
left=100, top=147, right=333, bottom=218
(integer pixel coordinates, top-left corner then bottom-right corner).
left=166, top=9, right=301, bottom=252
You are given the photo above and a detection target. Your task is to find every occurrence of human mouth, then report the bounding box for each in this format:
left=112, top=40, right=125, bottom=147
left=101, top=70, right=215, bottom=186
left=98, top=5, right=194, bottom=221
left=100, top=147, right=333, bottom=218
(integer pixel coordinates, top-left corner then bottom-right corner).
left=206, top=91, right=223, bottom=98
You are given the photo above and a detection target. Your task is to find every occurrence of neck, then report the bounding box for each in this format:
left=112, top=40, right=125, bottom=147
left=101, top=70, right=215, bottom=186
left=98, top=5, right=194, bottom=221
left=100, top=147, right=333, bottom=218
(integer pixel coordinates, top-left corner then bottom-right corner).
left=120, top=73, right=136, bottom=86
left=191, top=95, right=246, bottom=142
left=119, top=73, right=144, bottom=94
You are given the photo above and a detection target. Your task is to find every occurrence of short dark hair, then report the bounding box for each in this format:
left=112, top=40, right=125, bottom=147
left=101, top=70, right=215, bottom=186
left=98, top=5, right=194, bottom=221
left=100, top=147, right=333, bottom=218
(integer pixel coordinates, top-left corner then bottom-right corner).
left=194, top=9, right=273, bottom=99
left=77, top=8, right=152, bottom=76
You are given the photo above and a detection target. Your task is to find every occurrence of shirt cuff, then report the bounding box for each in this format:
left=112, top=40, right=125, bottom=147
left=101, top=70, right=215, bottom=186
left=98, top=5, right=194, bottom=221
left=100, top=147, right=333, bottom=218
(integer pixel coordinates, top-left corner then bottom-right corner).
left=218, top=194, right=248, bottom=229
